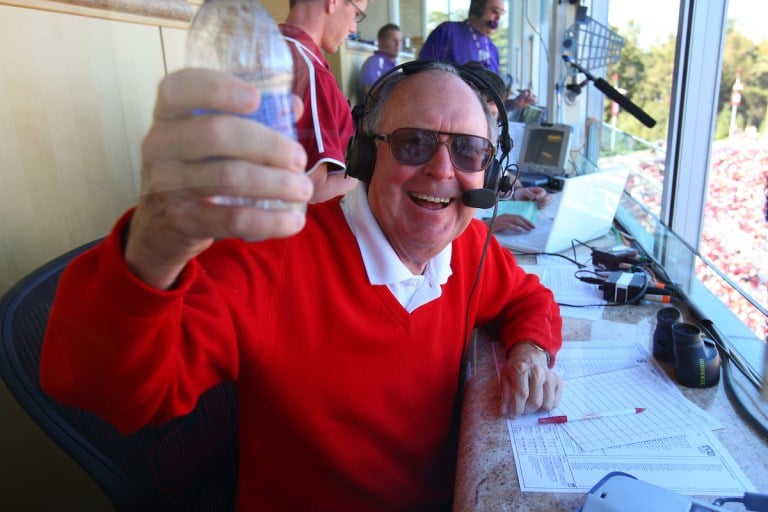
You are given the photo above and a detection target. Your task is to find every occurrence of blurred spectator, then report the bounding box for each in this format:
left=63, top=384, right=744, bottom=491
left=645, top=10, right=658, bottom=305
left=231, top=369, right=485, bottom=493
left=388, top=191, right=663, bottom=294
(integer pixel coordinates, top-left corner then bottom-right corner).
left=281, top=0, right=369, bottom=202
left=506, top=89, right=541, bottom=123
left=358, top=24, right=402, bottom=100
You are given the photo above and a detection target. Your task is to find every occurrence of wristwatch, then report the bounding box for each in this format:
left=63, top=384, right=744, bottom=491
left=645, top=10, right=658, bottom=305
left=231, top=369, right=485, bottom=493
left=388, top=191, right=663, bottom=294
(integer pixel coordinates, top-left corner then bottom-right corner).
left=510, top=341, right=553, bottom=368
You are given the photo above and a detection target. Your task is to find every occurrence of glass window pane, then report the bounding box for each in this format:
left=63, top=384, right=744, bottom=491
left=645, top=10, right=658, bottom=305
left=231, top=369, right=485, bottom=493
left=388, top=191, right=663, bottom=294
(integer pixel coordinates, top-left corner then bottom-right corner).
left=602, top=1, right=679, bottom=222
left=602, top=0, right=766, bottom=374
left=702, top=0, right=768, bottom=341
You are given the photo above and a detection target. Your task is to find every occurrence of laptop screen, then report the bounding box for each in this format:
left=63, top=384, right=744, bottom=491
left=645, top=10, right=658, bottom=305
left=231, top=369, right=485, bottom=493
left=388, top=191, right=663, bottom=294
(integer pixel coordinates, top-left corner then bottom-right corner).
left=519, top=123, right=573, bottom=176
left=493, top=167, right=630, bottom=254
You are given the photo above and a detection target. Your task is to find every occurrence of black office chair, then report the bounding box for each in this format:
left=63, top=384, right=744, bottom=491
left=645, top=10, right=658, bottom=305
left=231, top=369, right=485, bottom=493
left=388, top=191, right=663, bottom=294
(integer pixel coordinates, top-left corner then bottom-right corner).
left=0, top=241, right=239, bottom=512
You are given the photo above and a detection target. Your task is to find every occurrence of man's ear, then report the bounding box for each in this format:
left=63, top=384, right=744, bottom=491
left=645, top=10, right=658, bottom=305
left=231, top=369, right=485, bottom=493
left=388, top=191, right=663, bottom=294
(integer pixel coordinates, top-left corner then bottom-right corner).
left=325, top=0, right=338, bottom=15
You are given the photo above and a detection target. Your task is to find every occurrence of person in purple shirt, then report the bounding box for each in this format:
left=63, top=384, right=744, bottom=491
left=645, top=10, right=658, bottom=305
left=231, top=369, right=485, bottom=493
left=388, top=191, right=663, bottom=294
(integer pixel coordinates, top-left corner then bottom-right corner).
left=358, top=23, right=402, bottom=101
left=418, top=0, right=505, bottom=73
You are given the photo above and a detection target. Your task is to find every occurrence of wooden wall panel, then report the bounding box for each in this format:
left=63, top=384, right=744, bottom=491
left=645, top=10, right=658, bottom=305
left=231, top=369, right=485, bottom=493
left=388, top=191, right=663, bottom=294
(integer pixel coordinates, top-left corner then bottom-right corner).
left=0, top=4, right=166, bottom=293
left=0, top=4, right=180, bottom=509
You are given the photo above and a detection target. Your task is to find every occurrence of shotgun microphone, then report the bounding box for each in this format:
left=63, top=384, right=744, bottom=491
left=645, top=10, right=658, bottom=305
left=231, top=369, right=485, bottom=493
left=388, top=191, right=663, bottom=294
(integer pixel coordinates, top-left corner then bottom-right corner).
left=462, top=189, right=497, bottom=209
left=591, top=77, right=657, bottom=128
left=562, top=54, right=657, bottom=128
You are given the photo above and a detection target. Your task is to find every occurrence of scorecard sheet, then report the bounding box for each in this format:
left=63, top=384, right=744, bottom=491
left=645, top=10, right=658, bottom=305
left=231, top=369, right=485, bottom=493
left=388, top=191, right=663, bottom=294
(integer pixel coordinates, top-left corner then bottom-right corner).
left=497, top=340, right=755, bottom=495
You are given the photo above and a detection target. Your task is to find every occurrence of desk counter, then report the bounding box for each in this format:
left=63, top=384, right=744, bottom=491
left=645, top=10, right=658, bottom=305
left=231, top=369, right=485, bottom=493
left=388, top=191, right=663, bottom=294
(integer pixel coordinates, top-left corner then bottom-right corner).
left=454, top=304, right=768, bottom=511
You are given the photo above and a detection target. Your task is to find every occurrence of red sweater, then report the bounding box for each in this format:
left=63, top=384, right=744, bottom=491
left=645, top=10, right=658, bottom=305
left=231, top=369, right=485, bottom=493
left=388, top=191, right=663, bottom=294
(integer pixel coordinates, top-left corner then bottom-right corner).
left=41, top=198, right=561, bottom=511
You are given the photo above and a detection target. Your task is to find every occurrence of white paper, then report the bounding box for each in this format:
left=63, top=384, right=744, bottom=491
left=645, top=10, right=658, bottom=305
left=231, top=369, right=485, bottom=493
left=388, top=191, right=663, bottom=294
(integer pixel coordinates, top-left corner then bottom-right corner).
left=521, top=265, right=606, bottom=321
left=493, top=340, right=756, bottom=495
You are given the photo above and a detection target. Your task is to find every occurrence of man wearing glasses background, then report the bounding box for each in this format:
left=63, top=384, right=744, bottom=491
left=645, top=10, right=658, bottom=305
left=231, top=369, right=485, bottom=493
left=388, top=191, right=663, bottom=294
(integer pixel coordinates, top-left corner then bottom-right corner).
left=41, top=60, right=562, bottom=511
left=419, top=0, right=505, bottom=73
left=281, top=0, right=369, bottom=203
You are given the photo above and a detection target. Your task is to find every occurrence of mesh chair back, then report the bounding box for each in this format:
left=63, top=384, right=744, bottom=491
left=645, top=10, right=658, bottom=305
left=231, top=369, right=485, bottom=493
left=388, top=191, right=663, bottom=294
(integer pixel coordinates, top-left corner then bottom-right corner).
left=0, top=241, right=238, bottom=512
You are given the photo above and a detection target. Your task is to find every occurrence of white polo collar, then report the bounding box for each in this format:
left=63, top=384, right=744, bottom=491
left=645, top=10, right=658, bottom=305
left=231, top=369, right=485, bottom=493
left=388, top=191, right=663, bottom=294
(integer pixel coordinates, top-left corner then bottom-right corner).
left=340, top=184, right=453, bottom=312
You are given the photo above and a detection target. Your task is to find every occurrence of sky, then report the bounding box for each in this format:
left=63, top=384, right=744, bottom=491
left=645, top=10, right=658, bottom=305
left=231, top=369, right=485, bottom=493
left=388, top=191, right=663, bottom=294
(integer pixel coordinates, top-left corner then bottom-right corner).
left=608, top=0, right=767, bottom=49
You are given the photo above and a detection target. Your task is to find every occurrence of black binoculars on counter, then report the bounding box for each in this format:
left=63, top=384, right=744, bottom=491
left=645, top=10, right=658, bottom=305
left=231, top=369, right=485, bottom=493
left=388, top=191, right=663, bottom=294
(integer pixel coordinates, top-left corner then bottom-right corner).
left=652, top=307, right=721, bottom=388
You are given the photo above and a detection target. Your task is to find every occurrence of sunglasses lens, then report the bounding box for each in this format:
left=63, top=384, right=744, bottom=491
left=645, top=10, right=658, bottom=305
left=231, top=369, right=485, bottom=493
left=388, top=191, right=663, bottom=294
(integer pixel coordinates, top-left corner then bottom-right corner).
left=388, top=129, right=492, bottom=171
left=451, top=136, right=493, bottom=172
left=390, top=129, right=436, bottom=166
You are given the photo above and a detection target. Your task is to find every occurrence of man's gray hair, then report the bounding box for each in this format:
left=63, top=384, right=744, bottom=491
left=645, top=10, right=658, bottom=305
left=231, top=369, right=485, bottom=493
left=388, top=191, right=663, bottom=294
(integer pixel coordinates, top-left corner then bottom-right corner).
left=362, top=61, right=498, bottom=144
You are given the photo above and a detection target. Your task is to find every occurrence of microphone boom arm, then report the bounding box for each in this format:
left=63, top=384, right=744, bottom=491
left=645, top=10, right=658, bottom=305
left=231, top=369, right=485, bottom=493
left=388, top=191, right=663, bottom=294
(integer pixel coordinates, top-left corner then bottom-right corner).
left=562, top=55, right=657, bottom=128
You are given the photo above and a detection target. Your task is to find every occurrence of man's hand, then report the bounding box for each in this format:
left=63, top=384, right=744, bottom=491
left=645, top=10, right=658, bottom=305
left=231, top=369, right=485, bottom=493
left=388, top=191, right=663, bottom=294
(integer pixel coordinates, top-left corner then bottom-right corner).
left=125, top=68, right=312, bottom=289
left=308, top=163, right=358, bottom=203
left=485, top=214, right=535, bottom=233
left=510, top=89, right=537, bottom=110
left=500, top=342, right=562, bottom=419
left=513, top=186, right=550, bottom=207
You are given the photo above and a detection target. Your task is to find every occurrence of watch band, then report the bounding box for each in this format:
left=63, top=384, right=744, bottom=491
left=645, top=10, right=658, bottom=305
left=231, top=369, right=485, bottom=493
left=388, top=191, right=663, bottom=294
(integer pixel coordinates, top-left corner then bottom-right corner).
left=510, top=341, right=553, bottom=368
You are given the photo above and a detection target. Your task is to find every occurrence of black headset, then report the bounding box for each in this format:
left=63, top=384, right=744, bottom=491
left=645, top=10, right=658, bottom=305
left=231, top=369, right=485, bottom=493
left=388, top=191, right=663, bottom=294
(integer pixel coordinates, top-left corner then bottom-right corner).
left=345, top=59, right=512, bottom=201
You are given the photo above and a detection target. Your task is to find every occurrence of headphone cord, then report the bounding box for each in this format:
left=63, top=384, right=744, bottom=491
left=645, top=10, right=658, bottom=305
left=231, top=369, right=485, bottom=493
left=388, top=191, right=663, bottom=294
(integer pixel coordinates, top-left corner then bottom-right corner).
left=719, top=335, right=768, bottom=441
left=696, top=313, right=768, bottom=440
left=455, top=201, right=498, bottom=454
left=460, top=200, right=499, bottom=381
left=459, top=84, right=512, bottom=361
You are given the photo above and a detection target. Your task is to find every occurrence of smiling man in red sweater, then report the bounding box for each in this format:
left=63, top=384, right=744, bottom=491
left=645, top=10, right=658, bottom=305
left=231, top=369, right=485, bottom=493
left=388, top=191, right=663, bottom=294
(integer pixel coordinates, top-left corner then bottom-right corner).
left=41, top=61, right=562, bottom=511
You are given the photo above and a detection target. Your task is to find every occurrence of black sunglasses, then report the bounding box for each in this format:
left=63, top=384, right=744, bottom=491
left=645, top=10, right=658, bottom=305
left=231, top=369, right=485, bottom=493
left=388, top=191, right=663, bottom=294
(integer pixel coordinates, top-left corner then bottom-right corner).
left=370, top=128, right=495, bottom=172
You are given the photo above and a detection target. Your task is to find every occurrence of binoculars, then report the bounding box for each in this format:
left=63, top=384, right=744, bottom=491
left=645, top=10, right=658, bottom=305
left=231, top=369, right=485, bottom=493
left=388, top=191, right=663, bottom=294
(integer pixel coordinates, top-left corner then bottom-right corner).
left=652, top=307, right=721, bottom=388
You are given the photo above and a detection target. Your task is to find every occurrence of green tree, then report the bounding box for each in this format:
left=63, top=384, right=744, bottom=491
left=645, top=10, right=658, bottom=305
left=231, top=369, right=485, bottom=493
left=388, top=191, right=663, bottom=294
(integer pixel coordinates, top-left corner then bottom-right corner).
left=740, top=46, right=767, bottom=134
left=428, top=10, right=450, bottom=27
left=707, top=20, right=768, bottom=138
left=719, top=24, right=754, bottom=136
left=605, top=19, right=767, bottom=143
left=606, top=21, right=673, bottom=144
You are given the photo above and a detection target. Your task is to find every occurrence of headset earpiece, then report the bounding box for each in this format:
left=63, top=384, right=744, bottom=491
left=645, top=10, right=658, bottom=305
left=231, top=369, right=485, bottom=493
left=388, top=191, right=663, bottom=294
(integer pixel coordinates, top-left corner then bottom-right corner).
left=345, top=133, right=377, bottom=182
left=484, top=159, right=505, bottom=192
left=345, top=84, right=383, bottom=183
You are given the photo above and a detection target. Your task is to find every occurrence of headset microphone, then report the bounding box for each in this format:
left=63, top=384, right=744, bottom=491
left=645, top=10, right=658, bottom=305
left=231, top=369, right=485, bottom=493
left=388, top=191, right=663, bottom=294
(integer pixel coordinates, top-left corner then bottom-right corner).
left=462, top=188, right=497, bottom=209
left=487, top=19, right=498, bottom=29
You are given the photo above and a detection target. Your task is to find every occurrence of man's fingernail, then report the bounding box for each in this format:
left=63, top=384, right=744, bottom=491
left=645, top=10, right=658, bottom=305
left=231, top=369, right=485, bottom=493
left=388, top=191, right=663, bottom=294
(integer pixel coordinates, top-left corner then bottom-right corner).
left=302, top=178, right=313, bottom=200
left=293, top=146, right=307, bottom=169
left=292, top=210, right=307, bottom=230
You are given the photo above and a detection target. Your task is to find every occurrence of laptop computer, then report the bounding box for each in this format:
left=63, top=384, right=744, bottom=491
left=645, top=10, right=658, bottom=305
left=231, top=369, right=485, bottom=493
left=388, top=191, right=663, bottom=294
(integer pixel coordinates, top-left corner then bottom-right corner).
left=513, top=122, right=573, bottom=187
left=494, top=167, right=630, bottom=254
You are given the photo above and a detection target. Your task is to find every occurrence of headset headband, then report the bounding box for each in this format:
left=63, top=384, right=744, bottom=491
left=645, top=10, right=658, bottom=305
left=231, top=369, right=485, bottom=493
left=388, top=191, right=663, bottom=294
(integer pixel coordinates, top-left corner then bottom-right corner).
left=346, top=59, right=512, bottom=188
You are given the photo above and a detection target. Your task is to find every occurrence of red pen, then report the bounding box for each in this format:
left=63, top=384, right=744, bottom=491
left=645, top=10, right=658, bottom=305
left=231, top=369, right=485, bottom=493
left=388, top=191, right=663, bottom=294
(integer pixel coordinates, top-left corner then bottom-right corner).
left=538, top=407, right=646, bottom=424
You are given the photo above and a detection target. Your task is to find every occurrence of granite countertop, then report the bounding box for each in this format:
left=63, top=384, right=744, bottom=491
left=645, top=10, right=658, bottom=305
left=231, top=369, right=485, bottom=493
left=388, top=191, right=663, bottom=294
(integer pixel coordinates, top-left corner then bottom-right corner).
left=454, top=304, right=768, bottom=511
